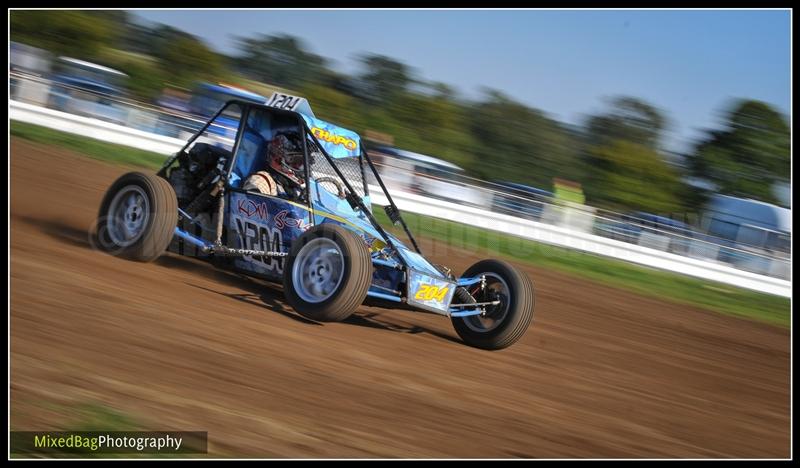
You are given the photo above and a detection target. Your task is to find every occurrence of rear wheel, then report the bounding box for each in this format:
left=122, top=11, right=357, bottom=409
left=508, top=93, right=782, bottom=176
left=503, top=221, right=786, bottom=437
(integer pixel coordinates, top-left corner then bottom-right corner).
left=95, top=172, right=178, bottom=262
left=283, top=224, right=373, bottom=322
left=451, top=259, right=534, bottom=350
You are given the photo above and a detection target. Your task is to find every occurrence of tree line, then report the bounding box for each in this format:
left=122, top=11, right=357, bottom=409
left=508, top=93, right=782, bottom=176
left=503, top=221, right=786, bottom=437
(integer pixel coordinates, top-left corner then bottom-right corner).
left=11, top=11, right=790, bottom=213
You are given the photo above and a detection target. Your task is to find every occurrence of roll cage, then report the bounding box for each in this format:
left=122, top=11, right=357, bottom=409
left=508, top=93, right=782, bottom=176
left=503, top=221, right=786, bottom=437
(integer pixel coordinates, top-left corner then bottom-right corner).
left=157, top=99, right=423, bottom=268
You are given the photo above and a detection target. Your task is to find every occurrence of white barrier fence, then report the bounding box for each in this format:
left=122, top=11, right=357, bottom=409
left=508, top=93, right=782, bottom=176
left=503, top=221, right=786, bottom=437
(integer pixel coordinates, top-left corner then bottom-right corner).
left=10, top=99, right=791, bottom=297
left=11, top=100, right=187, bottom=154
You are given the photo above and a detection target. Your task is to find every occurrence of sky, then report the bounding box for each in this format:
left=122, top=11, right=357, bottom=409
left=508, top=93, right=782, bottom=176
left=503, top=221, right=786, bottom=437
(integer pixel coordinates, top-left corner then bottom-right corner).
left=133, top=9, right=791, bottom=154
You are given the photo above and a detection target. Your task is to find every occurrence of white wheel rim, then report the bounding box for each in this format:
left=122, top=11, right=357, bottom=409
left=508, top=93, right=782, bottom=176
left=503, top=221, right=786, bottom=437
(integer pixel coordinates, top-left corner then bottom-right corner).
left=292, top=237, right=345, bottom=303
left=106, top=185, right=150, bottom=247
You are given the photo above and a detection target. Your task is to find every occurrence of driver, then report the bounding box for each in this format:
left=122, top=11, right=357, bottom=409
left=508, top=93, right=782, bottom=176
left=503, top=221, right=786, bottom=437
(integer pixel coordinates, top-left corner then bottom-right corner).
left=243, top=131, right=308, bottom=202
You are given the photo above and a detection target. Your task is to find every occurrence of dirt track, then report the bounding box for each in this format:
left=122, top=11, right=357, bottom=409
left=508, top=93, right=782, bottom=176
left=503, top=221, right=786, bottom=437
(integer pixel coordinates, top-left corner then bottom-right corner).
left=10, top=139, right=790, bottom=458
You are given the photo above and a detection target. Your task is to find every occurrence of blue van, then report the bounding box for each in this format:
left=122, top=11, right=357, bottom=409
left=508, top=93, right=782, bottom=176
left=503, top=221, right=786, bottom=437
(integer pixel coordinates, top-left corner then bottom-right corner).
left=490, top=181, right=553, bottom=221
left=157, top=83, right=268, bottom=140
left=187, top=83, right=267, bottom=137
left=47, top=57, right=128, bottom=124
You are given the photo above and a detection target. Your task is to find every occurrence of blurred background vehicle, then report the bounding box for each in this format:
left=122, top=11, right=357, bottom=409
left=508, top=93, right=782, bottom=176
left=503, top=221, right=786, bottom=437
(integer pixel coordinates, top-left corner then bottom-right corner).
left=153, top=85, right=192, bottom=137
left=183, top=82, right=266, bottom=139
left=594, top=211, right=697, bottom=254
left=10, top=41, right=53, bottom=105
left=47, top=56, right=130, bottom=125
left=697, top=195, right=791, bottom=276
left=188, top=82, right=266, bottom=120
left=10, top=41, right=51, bottom=76
left=490, top=181, right=553, bottom=221
left=369, top=145, right=490, bottom=209
left=152, top=82, right=267, bottom=139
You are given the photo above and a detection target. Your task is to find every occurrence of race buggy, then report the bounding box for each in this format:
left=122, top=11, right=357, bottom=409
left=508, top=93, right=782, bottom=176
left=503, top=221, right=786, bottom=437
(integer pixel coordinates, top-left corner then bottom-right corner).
left=95, top=93, right=534, bottom=350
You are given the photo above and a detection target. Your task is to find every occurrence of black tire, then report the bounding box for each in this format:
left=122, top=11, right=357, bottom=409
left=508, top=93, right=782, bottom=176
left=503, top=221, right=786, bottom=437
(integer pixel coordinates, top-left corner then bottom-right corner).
left=95, top=172, right=178, bottom=262
left=283, top=224, right=373, bottom=322
left=451, top=259, right=534, bottom=350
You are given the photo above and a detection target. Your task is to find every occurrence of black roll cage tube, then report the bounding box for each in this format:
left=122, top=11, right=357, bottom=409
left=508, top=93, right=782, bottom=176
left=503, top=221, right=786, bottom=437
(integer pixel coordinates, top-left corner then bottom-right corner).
left=301, top=120, right=423, bottom=263
left=156, top=99, right=423, bottom=266
left=359, top=144, right=423, bottom=255
left=157, top=101, right=235, bottom=178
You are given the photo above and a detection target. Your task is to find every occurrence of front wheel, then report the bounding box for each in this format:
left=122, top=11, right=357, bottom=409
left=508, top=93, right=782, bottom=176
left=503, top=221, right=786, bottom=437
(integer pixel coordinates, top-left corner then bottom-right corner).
left=452, top=259, right=534, bottom=350
left=283, top=224, right=373, bottom=322
left=95, top=172, right=178, bottom=262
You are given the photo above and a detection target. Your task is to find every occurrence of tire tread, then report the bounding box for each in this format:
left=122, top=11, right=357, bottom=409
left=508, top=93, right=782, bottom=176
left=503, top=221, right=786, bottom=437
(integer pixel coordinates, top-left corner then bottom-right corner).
left=452, top=259, right=535, bottom=350
left=283, top=224, right=372, bottom=322
left=97, top=172, right=178, bottom=262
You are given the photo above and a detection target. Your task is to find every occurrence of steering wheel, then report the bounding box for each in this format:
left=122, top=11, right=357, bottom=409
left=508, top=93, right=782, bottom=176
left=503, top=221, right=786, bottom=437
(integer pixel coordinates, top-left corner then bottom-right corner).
left=315, top=176, right=346, bottom=199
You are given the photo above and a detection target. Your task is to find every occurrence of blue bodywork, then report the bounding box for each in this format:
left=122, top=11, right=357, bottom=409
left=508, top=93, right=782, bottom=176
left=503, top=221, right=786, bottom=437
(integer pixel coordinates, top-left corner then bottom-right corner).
left=189, top=83, right=268, bottom=139
left=171, top=97, right=475, bottom=316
